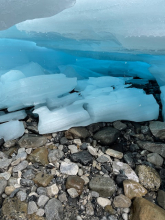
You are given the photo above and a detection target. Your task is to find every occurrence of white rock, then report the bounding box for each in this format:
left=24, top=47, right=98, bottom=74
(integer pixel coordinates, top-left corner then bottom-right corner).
left=47, top=184, right=59, bottom=197
left=37, top=195, right=49, bottom=207
left=67, top=188, right=79, bottom=198
left=81, top=175, right=89, bottom=185
left=73, top=139, right=82, bottom=146
left=36, top=208, right=45, bottom=217
left=106, top=149, right=123, bottom=159
left=68, top=145, right=78, bottom=154
left=88, top=146, right=98, bottom=156
left=122, top=213, right=128, bottom=220
left=28, top=201, right=38, bottom=214
left=60, top=162, right=78, bottom=175
left=97, top=197, right=111, bottom=207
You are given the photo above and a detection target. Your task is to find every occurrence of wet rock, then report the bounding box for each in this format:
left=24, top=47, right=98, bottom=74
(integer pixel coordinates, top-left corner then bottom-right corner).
left=97, top=197, right=111, bottom=207
left=123, top=179, right=147, bottom=199
left=137, top=141, right=165, bottom=158
left=13, top=160, right=28, bottom=172
left=60, top=162, right=78, bottom=175
left=70, top=151, right=93, bottom=165
left=45, top=198, right=63, bottom=220
left=33, top=172, right=53, bottom=187
left=67, top=188, right=79, bottom=198
left=18, top=134, right=47, bottom=149
left=113, top=121, right=127, bottom=131
left=157, top=190, right=165, bottom=210
left=36, top=209, right=45, bottom=217
left=66, top=175, right=85, bottom=195
left=89, top=176, right=116, bottom=197
left=65, top=127, right=90, bottom=139
left=0, top=178, right=7, bottom=195
left=113, top=161, right=139, bottom=182
left=123, top=152, right=135, bottom=168
left=130, top=197, right=165, bottom=220
left=147, top=153, right=164, bottom=166
left=48, top=149, right=64, bottom=164
left=149, top=121, right=165, bottom=140
left=106, top=149, right=123, bottom=159
left=113, top=194, right=131, bottom=208
left=93, top=127, right=120, bottom=145
left=136, top=165, right=161, bottom=191
left=27, top=147, right=49, bottom=165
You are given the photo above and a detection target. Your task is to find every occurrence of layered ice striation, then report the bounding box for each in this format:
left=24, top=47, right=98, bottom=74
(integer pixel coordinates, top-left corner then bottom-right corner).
left=0, top=0, right=164, bottom=139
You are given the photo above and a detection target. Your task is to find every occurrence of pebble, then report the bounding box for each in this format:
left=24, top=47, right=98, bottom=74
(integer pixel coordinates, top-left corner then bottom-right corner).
left=37, top=195, right=49, bottom=207
left=91, top=191, right=100, bottom=198
left=45, top=198, right=63, bottom=220
left=0, top=172, right=11, bottom=180
left=157, top=190, right=165, bottom=209
left=97, top=155, right=111, bottom=163
left=106, top=149, right=123, bottom=159
left=97, top=197, right=111, bottom=207
left=149, top=121, right=165, bottom=139
left=27, top=147, right=49, bottom=165
left=147, top=153, right=164, bottom=166
left=88, top=145, right=98, bottom=156
left=70, top=151, right=93, bottom=165
left=28, top=201, right=38, bottom=214
left=122, top=213, right=128, bottom=220
left=36, top=208, right=45, bottom=217
left=58, top=193, right=67, bottom=203
left=47, top=184, right=59, bottom=197
left=65, top=127, right=90, bottom=139
left=86, top=202, right=94, bottom=216
left=60, top=162, right=78, bottom=175
left=73, top=139, right=82, bottom=145
left=48, top=149, right=64, bottom=164
left=66, top=176, right=85, bottom=195
left=18, top=134, right=47, bottom=149
left=81, top=175, right=89, bottom=185
left=67, top=188, right=79, bottom=198
left=68, top=145, right=78, bottom=154
left=20, top=178, right=34, bottom=187
left=113, top=121, right=127, bottom=130
left=5, top=186, right=15, bottom=195
left=13, top=160, right=28, bottom=172
left=33, top=172, right=53, bottom=187
left=17, top=191, right=27, bottom=201
left=113, top=194, right=131, bottom=208
left=0, top=177, right=7, bottom=195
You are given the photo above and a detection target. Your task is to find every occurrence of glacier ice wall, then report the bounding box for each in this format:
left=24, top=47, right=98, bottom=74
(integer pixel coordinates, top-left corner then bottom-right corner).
left=0, top=0, right=165, bottom=139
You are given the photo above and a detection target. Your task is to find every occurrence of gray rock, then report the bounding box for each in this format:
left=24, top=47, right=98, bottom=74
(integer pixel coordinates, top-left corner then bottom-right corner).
left=8, top=177, right=17, bottom=186
left=20, top=178, right=34, bottom=187
left=17, top=191, right=27, bottom=201
left=97, top=155, right=110, bottom=163
left=36, top=208, right=45, bottom=217
left=137, top=141, right=165, bottom=158
left=0, top=138, right=4, bottom=146
left=4, top=140, right=16, bottom=148
left=15, top=151, right=27, bottom=161
left=86, top=202, right=94, bottom=216
left=28, top=201, right=38, bottom=214
left=113, top=194, right=131, bottom=208
left=58, top=193, right=67, bottom=203
left=149, top=121, right=165, bottom=139
left=65, top=127, right=90, bottom=139
left=89, top=176, right=116, bottom=197
left=123, top=152, right=135, bottom=168
left=147, top=153, right=164, bottom=166
left=136, top=165, right=161, bottom=191
left=18, top=134, right=47, bottom=149
left=23, top=169, right=35, bottom=180
left=91, top=191, right=99, bottom=198
left=93, top=127, right=119, bottom=145
left=37, top=195, right=49, bottom=207
left=0, top=172, right=11, bottom=180
left=157, top=190, right=165, bottom=209
left=13, top=160, right=28, bottom=172
left=45, top=198, right=63, bottom=220
left=0, top=152, right=12, bottom=170
left=113, top=121, right=127, bottom=131
left=60, top=137, right=69, bottom=145
left=60, top=162, right=78, bottom=175
left=37, top=187, right=47, bottom=195
left=48, top=149, right=64, bottom=163
left=67, top=188, right=79, bottom=198
left=68, top=145, right=78, bottom=154
left=141, top=126, right=150, bottom=134
left=106, top=149, right=123, bottom=159
left=0, top=177, right=7, bottom=195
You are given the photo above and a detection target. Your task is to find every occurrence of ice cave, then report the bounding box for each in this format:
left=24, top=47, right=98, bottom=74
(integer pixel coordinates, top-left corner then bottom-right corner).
left=0, top=1, right=165, bottom=220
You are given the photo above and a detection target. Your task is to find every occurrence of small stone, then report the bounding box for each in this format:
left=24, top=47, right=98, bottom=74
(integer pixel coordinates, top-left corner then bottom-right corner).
left=28, top=201, right=38, bottom=214
left=106, top=149, right=123, bottom=159
left=37, top=195, right=49, bottom=207
left=136, top=165, right=161, bottom=191
left=13, top=160, right=28, bottom=172
left=45, top=198, right=63, bottom=220
left=5, top=186, right=15, bottom=195
left=16, top=151, right=27, bottom=161
left=11, top=158, right=21, bottom=166
left=78, top=169, right=83, bottom=176
left=93, top=127, right=120, bottom=145
left=70, top=151, right=93, bottom=165
left=81, top=175, right=89, bottom=185
left=23, top=169, right=35, bottom=180
left=68, top=145, right=78, bottom=154
left=97, top=197, right=111, bottom=207
left=116, top=173, right=128, bottom=187
left=18, top=134, right=47, bottom=149
left=113, top=194, right=131, bottom=208
left=123, top=152, right=135, bottom=168
left=0, top=157, right=12, bottom=170
left=58, top=193, right=67, bottom=203
left=123, top=179, right=147, bottom=199
left=47, top=184, right=59, bottom=197
left=17, top=191, right=27, bottom=201
left=149, top=121, right=165, bottom=140
left=65, top=127, right=90, bottom=139
left=113, top=161, right=139, bottom=182
left=33, top=172, right=53, bottom=187
left=73, top=139, right=82, bottom=145
left=80, top=143, right=88, bottom=150
left=60, top=137, right=69, bottom=145
left=89, top=176, right=116, bottom=198
left=48, top=149, right=64, bottom=163
left=37, top=187, right=47, bottom=196
left=91, top=191, right=99, bottom=198
left=4, top=140, right=16, bottom=148
left=147, top=153, right=163, bottom=166
left=20, top=178, right=34, bottom=187
left=157, top=190, right=165, bottom=209
left=60, top=162, right=78, bottom=175
left=0, top=172, right=11, bottom=180
left=86, top=202, right=94, bottom=216
left=67, top=188, right=79, bottom=198
left=129, top=144, right=139, bottom=152
left=0, top=177, right=7, bottom=195
left=66, top=175, right=85, bottom=195
left=88, top=146, right=98, bottom=156
left=36, top=208, right=45, bottom=217
left=26, top=148, right=32, bottom=154
left=27, top=147, right=49, bottom=165
left=130, top=197, right=165, bottom=220
left=97, top=155, right=111, bottom=163
left=122, top=213, right=128, bottom=220
left=104, top=205, right=116, bottom=215
left=113, top=121, right=127, bottom=130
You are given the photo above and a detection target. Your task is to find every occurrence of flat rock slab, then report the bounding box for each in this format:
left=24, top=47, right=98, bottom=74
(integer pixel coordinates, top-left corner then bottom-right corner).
left=130, top=197, right=165, bottom=220
left=70, top=151, right=93, bottom=165
left=18, top=134, right=47, bottom=149
left=137, top=141, right=165, bottom=158
left=27, top=147, right=49, bottom=165
left=89, top=176, right=116, bottom=197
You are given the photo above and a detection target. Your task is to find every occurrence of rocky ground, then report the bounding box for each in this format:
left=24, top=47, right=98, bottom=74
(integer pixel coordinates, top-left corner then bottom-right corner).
left=0, top=80, right=165, bottom=220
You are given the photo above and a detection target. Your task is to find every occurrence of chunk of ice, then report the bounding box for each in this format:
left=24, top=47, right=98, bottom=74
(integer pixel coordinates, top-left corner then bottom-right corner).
left=0, top=120, right=25, bottom=141
left=0, top=110, right=27, bottom=123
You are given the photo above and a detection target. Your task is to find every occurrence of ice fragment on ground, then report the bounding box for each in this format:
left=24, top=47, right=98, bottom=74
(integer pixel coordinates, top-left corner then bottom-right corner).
left=0, top=110, right=27, bottom=123
left=0, top=120, right=25, bottom=141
